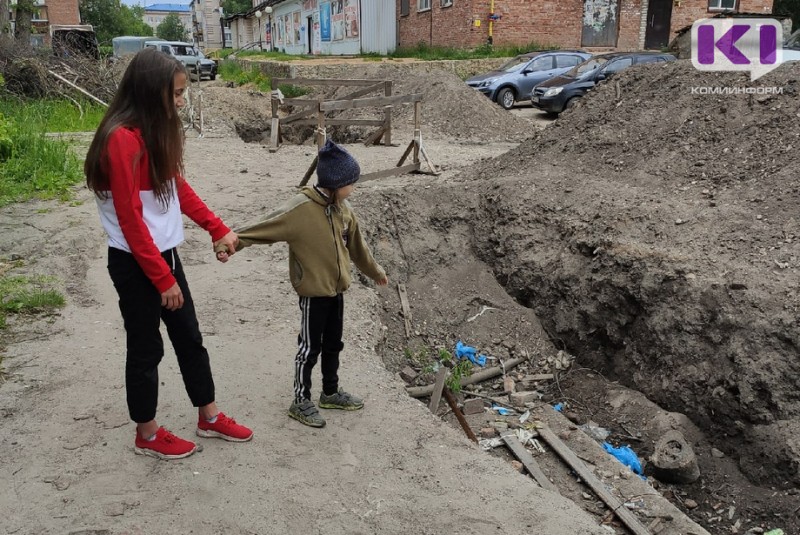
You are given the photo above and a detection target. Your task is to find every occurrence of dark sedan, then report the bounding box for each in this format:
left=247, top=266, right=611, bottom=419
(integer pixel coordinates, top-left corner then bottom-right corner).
left=530, top=51, right=676, bottom=115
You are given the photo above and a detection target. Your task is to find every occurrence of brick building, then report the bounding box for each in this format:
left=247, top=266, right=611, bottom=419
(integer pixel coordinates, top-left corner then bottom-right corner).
left=10, top=0, right=81, bottom=47
left=397, top=0, right=774, bottom=51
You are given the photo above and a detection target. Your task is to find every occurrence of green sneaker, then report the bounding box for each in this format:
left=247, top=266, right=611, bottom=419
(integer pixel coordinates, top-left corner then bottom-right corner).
left=319, top=388, right=364, bottom=411
left=288, top=400, right=326, bottom=428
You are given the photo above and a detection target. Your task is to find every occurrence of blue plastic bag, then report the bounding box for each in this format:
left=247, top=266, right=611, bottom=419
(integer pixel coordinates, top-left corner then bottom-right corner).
left=553, top=403, right=564, bottom=412
left=492, top=405, right=511, bottom=416
left=603, top=442, right=644, bottom=476
left=455, top=340, right=487, bottom=367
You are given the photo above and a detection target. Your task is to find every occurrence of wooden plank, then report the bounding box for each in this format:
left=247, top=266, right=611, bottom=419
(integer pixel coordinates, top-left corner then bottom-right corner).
left=282, top=98, right=322, bottom=107
left=291, top=119, right=385, bottom=127
left=406, top=356, right=529, bottom=398
left=47, top=70, right=108, bottom=107
left=339, top=82, right=386, bottom=101
left=538, top=427, right=652, bottom=535
left=419, top=144, right=440, bottom=176
left=298, top=155, right=318, bottom=187
left=428, top=366, right=448, bottom=413
left=272, top=78, right=383, bottom=87
left=282, top=106, right=317, bottom=124
left=396, top=140, right=415, bottom=167
left=358, top=163, right=420, bottom=183
left=502, top=434, right=559, bottom=493
left=316, top=109, right=326, bottom=149
left=442, top=389, right=478, bottom=443
left=320, top=93, right=423, bottom=112
left=397, top=282, right=412, bottom=337
left=363, top=126, right=387, bottom=147
left=384, top=82, right=393, bottom=146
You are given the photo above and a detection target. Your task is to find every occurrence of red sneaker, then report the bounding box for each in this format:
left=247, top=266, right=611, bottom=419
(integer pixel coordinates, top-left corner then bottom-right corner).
left=134, top=427, right=197, bottom=460
left=196, top=412, right=253, bottom=442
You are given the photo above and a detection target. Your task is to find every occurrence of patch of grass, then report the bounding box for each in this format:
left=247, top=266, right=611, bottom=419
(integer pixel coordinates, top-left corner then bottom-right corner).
left=0, top=98, right=105, bottom=132
left=236, top=50, right=310, bottom=61
left=0, top=274, right=65, bottom=329
left=387, top=41, right=557, bottom=61
left=0, top=112, right=84, bottom=207
left=405, top=346, right=473, bottom=392
left=219, top=60, right=309, bottom=96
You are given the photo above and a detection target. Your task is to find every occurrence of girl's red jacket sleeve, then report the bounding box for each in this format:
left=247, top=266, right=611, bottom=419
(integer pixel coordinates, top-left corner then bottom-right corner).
left=106, top=128, right=229, bottom=294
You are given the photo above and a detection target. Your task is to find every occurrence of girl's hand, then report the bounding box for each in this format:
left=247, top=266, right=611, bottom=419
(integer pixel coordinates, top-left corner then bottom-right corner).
left=216, top=250, right=229, bottom=263
left=214, top=231, right=239, bottom=256
left=161, top=283, right=184, bottom=311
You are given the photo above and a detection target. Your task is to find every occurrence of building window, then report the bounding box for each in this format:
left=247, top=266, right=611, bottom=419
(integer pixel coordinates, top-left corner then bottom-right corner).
left=400, top=0, right=409, bottom=16
left=440, top=0, right=453, bottom=6
left=418, top=0, right=431, bottom=11
left=708, top=0, right=736, bottom=10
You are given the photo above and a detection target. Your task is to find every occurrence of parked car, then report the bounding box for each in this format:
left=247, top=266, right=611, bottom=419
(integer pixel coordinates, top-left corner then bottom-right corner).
left=144, top=40, right=218, bottom=81
left=530, top=51, right=676, bottom=115
left=466, top=50, right=592, bottom=110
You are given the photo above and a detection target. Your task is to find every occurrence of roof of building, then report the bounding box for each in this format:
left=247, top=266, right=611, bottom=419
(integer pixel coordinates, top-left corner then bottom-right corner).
left=144, top=3, right=192, bottom=13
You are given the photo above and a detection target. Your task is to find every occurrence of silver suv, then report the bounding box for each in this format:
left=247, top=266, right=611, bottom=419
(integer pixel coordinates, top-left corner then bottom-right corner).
left=144, top=40, right=217, bottom=81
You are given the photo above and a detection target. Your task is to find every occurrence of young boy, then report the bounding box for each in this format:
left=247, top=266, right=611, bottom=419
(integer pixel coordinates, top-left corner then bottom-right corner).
left=217, top=140, right=388, bottom=427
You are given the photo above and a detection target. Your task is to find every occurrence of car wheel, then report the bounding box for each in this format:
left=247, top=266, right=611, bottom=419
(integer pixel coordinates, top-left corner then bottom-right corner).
left=564, top=96, right=580, bottom=111
left=496, top=88, right=515, bottom=110
left=210, top=74, right=216, bottom=81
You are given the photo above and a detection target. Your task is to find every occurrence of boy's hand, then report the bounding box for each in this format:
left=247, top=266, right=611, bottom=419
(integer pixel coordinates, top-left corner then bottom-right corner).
left=216, top=250, right=230, bottom=263
left=376, top=275, right=389, bottom=286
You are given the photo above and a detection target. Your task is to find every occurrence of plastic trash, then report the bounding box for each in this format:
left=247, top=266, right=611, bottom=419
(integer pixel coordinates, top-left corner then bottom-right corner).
left=603, top=442, right=644, bottom=476
left=519, top=410, right=531, bottom=424
left=455, top=340, right=488, bottom=367
left=553, top=403, right=564, bottom=412
left=492, top=405, right=512, bottom=416
left=764, top=530, right=784, bottom=535
left=579, top=422, right=611, bottom=442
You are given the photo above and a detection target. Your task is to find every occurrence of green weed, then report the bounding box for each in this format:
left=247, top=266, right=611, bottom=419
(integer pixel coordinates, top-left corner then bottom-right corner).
left=387, top=41, right=556, bottom=61
left=0, top=274, right=65, bottom=329
left=0, top=98, right=105, bottom=133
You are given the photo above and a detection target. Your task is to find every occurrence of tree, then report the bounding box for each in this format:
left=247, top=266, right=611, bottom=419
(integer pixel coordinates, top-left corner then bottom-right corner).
left=774, top=0, right=800, bottom=32
left=79, top=0, right=153, bottom=46
left=14, top=0, right=34, bottom=46
left=0, top=0, right=10, bottom=43
left=221, top=0, right=251, bottom=16
left=156, top=13, right=188, bottom=42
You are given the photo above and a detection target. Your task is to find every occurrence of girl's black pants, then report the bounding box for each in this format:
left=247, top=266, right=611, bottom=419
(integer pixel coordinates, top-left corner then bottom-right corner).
left=107, top=246, right=215, bottom=423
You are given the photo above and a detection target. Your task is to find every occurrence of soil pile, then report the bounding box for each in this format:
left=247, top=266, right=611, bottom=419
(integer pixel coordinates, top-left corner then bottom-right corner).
left=199, top=64, right=533, bottom=143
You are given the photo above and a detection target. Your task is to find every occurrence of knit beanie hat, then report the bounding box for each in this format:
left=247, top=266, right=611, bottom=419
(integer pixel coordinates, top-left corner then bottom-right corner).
left=316, top=139, right=361, bottom=189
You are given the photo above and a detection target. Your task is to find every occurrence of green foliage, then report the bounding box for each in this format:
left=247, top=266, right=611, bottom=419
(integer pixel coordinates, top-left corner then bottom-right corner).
left=0, top=114, right=12, bottom=161
left=221, top=0, right=251, bottom=16
left=0, top=274, right=65, bottom=329
left=0, top=102, right=89, bottom=206
left=404, top=346, right=473, bottom=393
left=80, top=0, right=153, bottom=45
left=218, top=60, right=309, bottom=95
left=446, top=358, right=473, bottom=393
left=388, top=41, right=556, bottom=61
left=156, top=13, right=188, bottom=42
left=0, top=98, right=105, bottom=132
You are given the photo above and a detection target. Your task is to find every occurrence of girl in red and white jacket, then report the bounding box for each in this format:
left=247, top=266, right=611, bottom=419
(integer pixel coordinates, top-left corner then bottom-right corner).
left=85, top=48, right=252, bottom=460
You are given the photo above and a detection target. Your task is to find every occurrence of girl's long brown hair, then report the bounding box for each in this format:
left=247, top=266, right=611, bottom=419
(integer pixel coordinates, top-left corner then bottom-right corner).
left=85, top=48, right=187, bottom=207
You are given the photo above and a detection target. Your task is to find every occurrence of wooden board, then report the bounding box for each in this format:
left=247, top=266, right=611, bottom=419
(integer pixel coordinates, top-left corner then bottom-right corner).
left=320, top=94, right=422, bottom=112
left=359, top=163, right=420, bottom=183
left=397, top=282, right=412, bottom=337
left=502, top=434, right=559, bottom=493
left=538, top=427, right=651, bottom=535
left=428, top=366, right=448, bottom=413
left=272, top=78, right=382, bottom=87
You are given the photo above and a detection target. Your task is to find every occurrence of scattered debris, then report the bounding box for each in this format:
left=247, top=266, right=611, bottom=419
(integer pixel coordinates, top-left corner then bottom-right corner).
left=466, top=305, right=497, bottom=322
left=650, top=430, right=700, bottom=484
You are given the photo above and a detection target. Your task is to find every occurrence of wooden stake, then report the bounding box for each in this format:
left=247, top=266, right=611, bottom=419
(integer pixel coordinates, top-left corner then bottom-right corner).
left=428, top=366, right=448, bottom=413
left=502, top=434, right=559, bottom=493
left=538, top=427, right=652, bottom=535
left=442, top=389, right=478, bottom=443
left=298, top=155, right=318, bottom=188
left=47, top=70, right=108, bottom=107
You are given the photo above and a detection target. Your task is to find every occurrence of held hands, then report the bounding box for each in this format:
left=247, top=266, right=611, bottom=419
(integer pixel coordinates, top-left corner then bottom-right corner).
left=161, top=282, right=184, bottom=311
left=214, top=231, right=239, bottom=264
left=375, top=274, right=389, bottom=286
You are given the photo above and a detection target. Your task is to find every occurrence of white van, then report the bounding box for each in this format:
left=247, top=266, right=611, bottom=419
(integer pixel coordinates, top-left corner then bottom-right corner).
left=144, top=40, right=218, bottom=81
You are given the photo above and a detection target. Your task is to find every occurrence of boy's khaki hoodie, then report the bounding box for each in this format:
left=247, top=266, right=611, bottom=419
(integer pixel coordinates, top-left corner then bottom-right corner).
left=216, top=186, right=385, bottom=297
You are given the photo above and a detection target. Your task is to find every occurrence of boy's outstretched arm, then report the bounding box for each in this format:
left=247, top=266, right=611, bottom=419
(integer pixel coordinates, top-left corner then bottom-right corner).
left=213, top=204, right=298, bottom=260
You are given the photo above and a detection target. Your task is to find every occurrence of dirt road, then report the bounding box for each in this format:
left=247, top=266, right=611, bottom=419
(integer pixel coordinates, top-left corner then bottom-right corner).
left=0, top=133, right=606, bottom=534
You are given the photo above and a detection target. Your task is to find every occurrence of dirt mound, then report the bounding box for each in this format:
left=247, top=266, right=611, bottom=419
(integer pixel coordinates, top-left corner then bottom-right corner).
left=198, top=64, right=533, bottom=144
left=529, top=58, right=800, bottom=186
